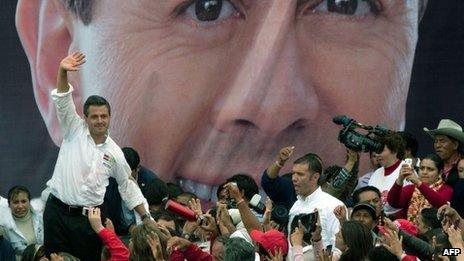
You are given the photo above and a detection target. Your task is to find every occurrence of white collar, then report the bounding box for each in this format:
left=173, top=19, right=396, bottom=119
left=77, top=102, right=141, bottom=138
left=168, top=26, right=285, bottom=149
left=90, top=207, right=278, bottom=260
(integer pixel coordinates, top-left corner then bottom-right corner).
left=296, top=186, right=322, bottom=202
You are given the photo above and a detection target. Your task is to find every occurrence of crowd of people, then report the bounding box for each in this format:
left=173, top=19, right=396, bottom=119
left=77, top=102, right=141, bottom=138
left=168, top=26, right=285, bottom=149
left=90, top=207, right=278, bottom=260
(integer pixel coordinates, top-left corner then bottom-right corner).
left=1, top=52, right=464, bottom=261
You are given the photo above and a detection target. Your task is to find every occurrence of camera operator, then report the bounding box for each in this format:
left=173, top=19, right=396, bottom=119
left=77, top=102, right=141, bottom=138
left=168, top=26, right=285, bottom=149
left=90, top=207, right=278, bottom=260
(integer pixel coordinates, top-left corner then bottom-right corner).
left=367, top=132, right=406, bottom=216
left=320, top=149, right=360, bottom=203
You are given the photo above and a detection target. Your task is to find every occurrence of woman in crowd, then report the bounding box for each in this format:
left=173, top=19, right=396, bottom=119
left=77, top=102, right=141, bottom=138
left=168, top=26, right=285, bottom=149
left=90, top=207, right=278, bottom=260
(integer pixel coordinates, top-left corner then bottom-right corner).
left=0, top=186, right=43, bottom=260
left=388, top=153, right=453, bottom=224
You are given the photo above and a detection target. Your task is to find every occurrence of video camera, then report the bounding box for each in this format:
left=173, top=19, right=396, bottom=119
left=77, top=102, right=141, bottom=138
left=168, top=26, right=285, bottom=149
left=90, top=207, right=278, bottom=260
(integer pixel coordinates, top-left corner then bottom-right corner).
left=333, top=115, right=391, bottom=153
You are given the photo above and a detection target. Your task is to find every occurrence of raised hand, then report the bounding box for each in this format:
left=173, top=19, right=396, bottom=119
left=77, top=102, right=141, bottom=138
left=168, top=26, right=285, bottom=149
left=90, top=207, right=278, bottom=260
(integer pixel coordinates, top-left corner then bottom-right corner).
left=278, top=146, right=295, bottom=163
left=445, top=226, right=464, bottom=248
left=263, top=197, right=273, bottom=231
left=382, top=229, right=403, bottom=259
left=88, top=207, right=104, bottom=233
left=167, top=236, right=192, bottom=252
left=290, top=226, right=304, bottom=247
left=319, top=248, right=333, bottom=261
left=147, top=231, right=165, bottom=261
left=224, top=182, right=242, bottom=202
left=104, top=218, right=116, bottom=233
left=265, top=248, right=284, bottom=261
left=60, top=52, right=86, bottom=71
left=383, top=217, right=399, bottom=233
left=333, top=205, right=347, bottom=223
left=188, top=198, right=203, bottom=217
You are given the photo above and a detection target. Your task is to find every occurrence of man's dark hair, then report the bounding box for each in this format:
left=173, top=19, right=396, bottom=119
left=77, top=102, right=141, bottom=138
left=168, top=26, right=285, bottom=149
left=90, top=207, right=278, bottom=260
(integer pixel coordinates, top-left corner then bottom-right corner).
left=399, top=131, right=419, bottom=158
left=224, top=237, right=255, bottom=261
left=293, top=153, right=323, bottom=175
left=83, top=95, right=111, bottom=117
left=379, top=132, right=406, bottom=160
left=144, top=179, right=168, bottom=206
left=166, top=182, right=183, bottom=199
left=7, top=185, right=31, bottom=205
left=226, top=174, right=259, bottom=202
left=122, top=147, right=140, bottom=171
left=352, top=186, right=381, bottom=205
left=421, top=208, right=442, bottom=230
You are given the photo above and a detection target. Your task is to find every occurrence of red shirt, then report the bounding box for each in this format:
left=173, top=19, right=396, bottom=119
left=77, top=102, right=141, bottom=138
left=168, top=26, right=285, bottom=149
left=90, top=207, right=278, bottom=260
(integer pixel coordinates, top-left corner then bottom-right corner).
left=387, top=182, right=453, bottom=219
left=98, top=228, right=130, bottom=261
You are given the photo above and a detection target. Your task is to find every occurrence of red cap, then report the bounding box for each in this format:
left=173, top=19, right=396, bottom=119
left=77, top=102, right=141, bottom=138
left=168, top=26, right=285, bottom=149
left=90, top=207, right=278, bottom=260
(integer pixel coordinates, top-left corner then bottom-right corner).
left=394, top=219, right=418, bottom=236
left=250, top=229, right=288, bottom=255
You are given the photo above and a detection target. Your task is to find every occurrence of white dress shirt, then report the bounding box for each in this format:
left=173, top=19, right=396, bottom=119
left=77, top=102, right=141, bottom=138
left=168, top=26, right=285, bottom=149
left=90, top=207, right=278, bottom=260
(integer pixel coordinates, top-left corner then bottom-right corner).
left=46, top=86, right=145, bottom=210
left=287, top=187, right=344, bottom=260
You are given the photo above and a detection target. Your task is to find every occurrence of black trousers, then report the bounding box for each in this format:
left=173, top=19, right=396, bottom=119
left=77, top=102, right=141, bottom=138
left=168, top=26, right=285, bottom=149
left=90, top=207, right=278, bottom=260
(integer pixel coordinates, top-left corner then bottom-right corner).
left=43, top=194, right=105, bottom=261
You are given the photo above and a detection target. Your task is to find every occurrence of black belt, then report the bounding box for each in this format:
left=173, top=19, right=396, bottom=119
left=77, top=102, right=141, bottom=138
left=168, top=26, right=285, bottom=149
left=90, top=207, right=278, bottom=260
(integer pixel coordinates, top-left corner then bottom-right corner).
left=50, top=194, right=86, bottom=215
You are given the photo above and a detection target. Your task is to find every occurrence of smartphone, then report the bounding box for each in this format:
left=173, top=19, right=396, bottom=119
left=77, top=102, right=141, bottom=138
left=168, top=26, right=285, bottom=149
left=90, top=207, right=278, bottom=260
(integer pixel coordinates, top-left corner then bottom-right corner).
left=404, top=158, right=413, bottom=168
left=379, top=211, right=385, bottom=226
left=326, top=245, right=333, bottom=255
left=291, top=212, right=318, bottom=243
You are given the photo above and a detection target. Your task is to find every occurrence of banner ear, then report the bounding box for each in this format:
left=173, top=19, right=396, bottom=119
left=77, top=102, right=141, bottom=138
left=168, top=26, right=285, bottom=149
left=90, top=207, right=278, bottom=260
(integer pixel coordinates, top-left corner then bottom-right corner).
left=16, top=0, right=80, bottom=144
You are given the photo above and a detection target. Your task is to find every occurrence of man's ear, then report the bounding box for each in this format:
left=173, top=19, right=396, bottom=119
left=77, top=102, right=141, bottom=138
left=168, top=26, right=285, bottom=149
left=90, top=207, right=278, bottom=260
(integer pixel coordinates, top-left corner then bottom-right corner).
left=16, top=0, right=82, bottom=145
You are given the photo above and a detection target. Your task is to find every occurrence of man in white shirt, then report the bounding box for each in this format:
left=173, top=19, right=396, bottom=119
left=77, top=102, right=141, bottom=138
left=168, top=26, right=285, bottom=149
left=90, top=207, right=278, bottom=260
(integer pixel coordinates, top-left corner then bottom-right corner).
left=287, top=153, right=345, bottom=260
left=43, top=52, right=150, bottom=260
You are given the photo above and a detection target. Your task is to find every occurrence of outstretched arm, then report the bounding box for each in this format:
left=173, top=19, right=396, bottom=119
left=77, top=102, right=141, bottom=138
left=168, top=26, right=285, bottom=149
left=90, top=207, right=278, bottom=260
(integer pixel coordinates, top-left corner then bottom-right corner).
left=57, top=52, right=85, bottom=93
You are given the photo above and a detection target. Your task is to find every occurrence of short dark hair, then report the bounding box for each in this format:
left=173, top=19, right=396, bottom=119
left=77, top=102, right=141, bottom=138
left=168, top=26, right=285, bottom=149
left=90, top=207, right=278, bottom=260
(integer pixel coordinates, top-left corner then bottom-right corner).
left=224, top=237, right=255, bottom=261
left=421, top=208, right=442, bottom=230
left=352, top=186, right=381, bottom=205
left=379, top=132, right=406, bottom=160
left=399, top=131, right=419, bottom=158
left=226, top=174, right=259, bottom=202
left=122, top=147, right=140, bottom=171
left=293, top=153, right=323, bottom=175
left=166, top=182, right=183, bottom=199
left=144, top=179, right=168, bottom=206
left=7, top=185, right=31, bottom=205
left=83, top=95, right=111, bottom=117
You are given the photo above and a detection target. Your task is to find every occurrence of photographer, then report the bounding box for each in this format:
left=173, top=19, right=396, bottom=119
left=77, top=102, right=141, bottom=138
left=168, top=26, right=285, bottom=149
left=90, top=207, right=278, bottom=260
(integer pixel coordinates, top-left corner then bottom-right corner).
left=367, top=132, right=406, bottom=216
left=320, top=149, right=359, bottom=203
left=387, top=154, right=453, bottom=223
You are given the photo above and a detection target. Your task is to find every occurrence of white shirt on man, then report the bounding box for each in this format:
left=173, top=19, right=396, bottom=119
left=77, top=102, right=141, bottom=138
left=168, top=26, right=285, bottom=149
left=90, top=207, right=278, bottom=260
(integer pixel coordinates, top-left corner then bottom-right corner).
left=46, top=86, right=145, bottom=209
left=287, top=187, right=344, bottom=260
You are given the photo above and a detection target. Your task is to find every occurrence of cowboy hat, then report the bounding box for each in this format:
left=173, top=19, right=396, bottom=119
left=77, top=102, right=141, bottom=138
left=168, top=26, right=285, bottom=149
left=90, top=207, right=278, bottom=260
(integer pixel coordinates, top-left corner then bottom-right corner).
left=423, top=119, right=464, bottom=144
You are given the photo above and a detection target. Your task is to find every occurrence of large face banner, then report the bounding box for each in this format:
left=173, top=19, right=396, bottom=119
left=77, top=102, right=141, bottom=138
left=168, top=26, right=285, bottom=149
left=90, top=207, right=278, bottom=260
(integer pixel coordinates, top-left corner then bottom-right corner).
left=2, top=0, right=463, bottom=198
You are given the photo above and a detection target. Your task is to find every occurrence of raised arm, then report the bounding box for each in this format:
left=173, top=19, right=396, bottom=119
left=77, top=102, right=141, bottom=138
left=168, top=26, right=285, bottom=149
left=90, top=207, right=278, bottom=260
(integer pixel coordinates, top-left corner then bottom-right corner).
left=57, top=52, right=85, bottom=93
left=266, top=146, right=294, bottom=179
